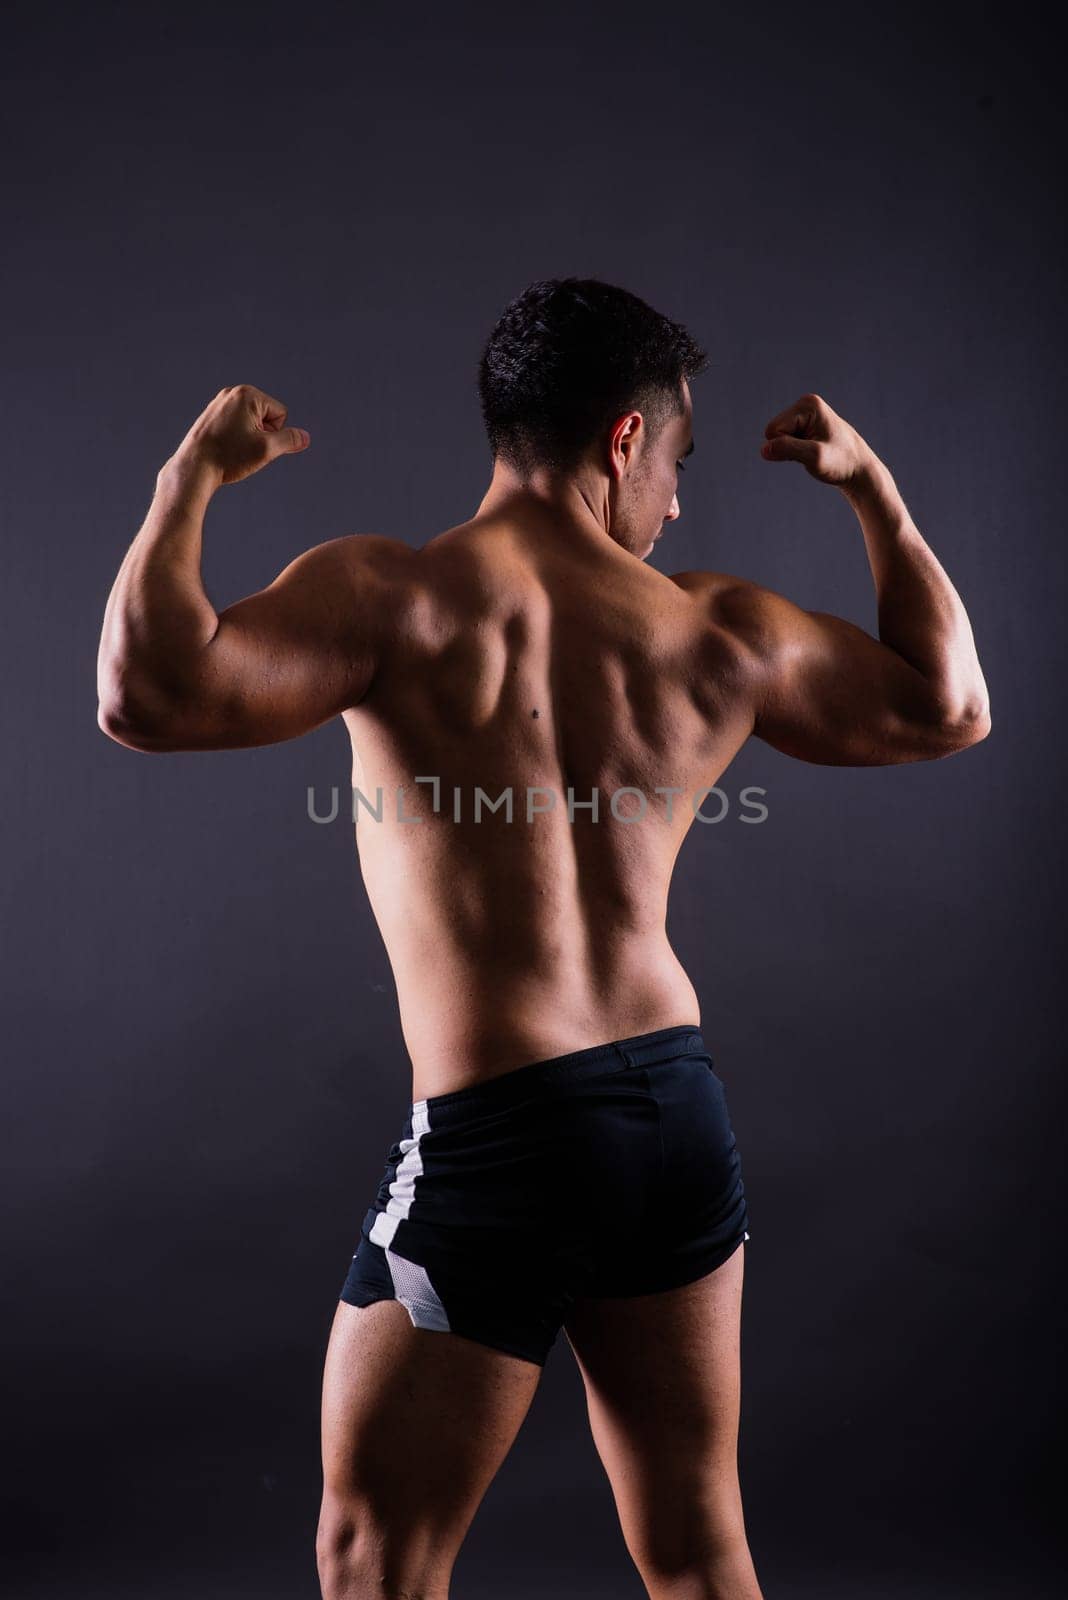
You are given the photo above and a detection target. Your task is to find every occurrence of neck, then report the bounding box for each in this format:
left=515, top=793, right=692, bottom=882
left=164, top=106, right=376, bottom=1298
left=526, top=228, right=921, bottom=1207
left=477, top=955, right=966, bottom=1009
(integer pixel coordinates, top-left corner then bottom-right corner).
left=476, top=458, right=611, bottom=539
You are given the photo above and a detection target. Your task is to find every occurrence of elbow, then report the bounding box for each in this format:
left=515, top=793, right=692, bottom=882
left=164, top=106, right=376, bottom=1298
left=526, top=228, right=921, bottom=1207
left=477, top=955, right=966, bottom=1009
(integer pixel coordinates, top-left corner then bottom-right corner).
left=96, top=698, right=122, bottom=741
left=967, top=701, right=992, bottom=744
left=935, top=695, right=992, bottom=754
left=96, top=696, right=170, bottom=752
left=96, top=672, right=185, bottom=753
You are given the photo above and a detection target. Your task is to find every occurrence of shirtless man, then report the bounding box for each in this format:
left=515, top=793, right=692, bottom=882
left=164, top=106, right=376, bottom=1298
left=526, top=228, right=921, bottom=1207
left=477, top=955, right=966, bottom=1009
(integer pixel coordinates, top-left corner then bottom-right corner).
left=96, top=278, right=991, bottom=1600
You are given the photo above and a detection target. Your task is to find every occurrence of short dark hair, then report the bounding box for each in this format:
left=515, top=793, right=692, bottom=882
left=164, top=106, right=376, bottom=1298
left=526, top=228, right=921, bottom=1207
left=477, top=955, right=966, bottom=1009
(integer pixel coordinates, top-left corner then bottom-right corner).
left=477, top=277, right=708, bottom=475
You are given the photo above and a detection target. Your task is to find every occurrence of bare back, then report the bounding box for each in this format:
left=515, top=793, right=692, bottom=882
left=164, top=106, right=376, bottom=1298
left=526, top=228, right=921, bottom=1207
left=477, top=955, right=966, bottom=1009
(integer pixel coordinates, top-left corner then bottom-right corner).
left=343, top=512, right=756, bottom=1098
left=97, top=393, right=988, bottom=1099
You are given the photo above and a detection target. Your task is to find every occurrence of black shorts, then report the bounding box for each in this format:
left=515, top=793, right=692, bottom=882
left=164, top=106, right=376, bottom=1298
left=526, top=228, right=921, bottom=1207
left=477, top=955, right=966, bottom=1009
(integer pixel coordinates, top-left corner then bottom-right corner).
left=338, top=1023, right=750, bottom=1367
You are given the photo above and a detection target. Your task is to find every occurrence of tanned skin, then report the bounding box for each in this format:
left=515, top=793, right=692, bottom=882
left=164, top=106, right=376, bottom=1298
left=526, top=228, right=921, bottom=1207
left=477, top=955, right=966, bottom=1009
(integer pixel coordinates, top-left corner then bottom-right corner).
left=97, top=378, right=990, bottom=1600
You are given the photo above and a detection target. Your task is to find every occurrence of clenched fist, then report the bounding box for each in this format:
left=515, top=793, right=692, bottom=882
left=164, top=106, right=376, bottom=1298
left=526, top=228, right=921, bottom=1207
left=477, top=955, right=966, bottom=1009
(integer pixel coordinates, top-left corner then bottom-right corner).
left=167, top=384, right=311, bottom=487
left=760, top=393, right=872, bottom=489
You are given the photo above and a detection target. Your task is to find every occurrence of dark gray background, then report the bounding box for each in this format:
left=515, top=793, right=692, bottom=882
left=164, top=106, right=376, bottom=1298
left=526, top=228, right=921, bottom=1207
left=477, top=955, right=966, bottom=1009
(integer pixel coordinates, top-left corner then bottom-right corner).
left=2, top=1, right=1063, bottom=1595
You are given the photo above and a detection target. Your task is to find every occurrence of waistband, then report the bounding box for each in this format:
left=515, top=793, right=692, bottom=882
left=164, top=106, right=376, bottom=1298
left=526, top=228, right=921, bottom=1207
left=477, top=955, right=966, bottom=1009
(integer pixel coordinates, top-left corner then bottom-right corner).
left=414, top=1024, right=708, bottom=1120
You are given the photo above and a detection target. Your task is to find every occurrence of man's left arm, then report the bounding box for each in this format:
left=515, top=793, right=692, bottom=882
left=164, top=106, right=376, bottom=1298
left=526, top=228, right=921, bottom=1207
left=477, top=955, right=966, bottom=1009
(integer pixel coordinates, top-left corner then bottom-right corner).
left=97, top=384, right=407, bottom=752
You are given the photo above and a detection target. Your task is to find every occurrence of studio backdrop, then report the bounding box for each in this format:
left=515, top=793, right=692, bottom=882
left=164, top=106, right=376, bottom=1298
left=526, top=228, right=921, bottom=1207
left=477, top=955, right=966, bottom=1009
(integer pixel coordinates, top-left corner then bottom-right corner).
left=1, top=2, right=1062, bottom=1597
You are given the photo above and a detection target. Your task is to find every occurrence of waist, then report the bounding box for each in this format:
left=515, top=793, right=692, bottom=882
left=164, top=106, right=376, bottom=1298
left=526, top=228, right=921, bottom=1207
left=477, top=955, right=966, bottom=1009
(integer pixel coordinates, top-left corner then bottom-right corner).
left=410, top=1023, right=710, bottom=1122
left=403, top=968, right=701, bottom=1099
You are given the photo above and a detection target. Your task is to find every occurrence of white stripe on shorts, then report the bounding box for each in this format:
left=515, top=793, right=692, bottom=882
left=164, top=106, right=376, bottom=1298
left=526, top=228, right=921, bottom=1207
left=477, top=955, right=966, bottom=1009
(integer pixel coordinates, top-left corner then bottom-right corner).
left=368, top=1100, right=451, bottom=1331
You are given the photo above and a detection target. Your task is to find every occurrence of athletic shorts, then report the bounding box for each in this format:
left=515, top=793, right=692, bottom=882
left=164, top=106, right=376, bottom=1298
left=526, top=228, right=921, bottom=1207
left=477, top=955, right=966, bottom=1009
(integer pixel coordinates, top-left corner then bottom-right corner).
left=338, top=1023, right=750, bottom=1367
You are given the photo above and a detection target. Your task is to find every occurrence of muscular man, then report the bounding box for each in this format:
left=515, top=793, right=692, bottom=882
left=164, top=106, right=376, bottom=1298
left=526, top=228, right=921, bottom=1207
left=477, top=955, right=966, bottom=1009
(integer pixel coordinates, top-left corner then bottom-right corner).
left=96, top=278, right=991, bottom=1600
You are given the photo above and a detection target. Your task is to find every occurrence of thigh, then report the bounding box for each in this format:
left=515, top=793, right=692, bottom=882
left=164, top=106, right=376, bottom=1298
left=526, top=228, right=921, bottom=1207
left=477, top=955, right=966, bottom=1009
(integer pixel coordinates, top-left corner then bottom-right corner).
left=563, top=1240, right=751, bottom=1582
left=319, top=1297, right=541, bottom=1583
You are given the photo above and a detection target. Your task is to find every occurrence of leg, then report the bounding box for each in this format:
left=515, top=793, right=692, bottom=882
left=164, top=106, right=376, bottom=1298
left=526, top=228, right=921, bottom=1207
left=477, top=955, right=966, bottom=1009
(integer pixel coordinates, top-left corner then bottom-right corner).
left=563, top=1241, right=762, bottom=1600
left=317, top=1298, right=541, bottom=1599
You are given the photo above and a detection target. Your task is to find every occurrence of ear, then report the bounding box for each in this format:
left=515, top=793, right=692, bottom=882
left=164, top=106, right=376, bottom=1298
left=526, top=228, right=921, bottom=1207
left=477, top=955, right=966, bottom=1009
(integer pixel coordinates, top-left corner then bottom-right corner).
left=609, top=410, right=643, bottom=479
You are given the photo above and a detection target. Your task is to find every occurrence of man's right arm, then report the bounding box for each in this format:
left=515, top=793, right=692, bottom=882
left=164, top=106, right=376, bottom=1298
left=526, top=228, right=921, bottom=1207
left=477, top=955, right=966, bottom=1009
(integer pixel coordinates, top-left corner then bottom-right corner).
left=682, top=393, right=992, bottom=767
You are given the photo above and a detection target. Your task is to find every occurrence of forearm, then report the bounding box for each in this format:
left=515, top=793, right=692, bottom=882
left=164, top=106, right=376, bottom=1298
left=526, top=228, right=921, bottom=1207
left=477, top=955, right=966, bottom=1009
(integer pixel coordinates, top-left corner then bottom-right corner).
left=97, top=451, right=223, bottom=724
left=841, top=454, right=990, bottom=726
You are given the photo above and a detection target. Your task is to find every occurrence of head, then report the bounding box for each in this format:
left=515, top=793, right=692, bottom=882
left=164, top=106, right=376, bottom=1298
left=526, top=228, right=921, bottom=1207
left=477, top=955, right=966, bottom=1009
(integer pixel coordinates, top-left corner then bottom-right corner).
left=478, top=278, right=707, bottom=559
